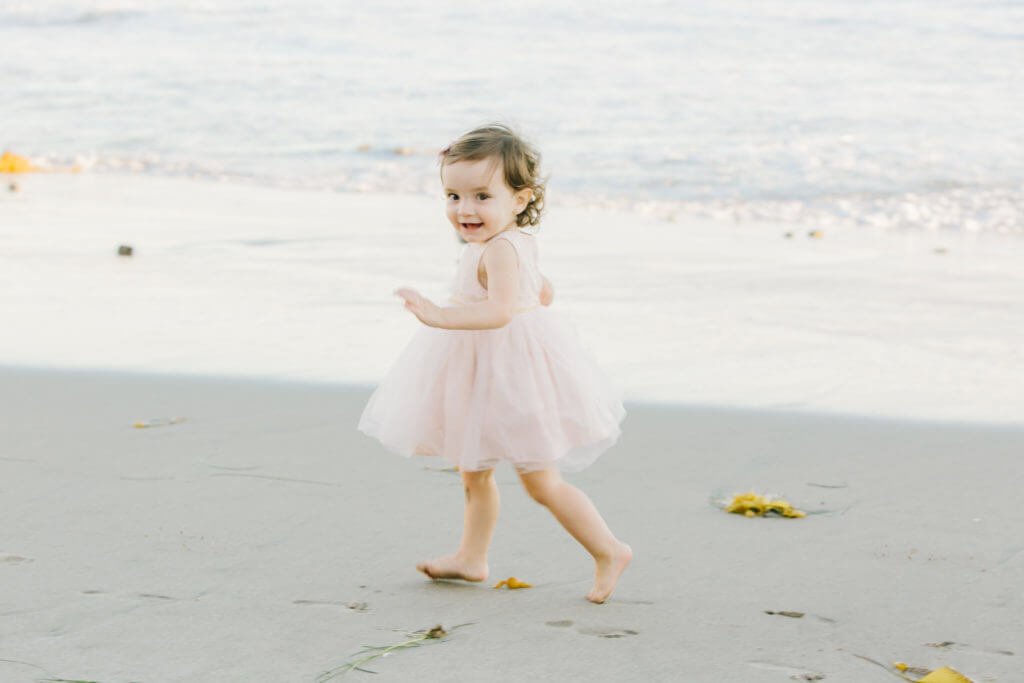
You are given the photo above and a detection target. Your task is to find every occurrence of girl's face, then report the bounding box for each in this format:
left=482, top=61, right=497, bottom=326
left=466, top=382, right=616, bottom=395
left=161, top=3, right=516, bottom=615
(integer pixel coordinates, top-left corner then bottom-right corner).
left=442, top=158, right=532, bottom=244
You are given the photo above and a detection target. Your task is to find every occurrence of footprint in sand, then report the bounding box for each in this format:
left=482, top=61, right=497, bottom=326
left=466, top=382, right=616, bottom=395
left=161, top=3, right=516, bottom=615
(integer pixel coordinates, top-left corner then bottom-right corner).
left=749, top=661, right=824, bottom=680
left=544, top=622, right=638, bottom=638
left=206, top=463, right=260, bottom=471
left=925, top=641, right=1014, bottom=656
left=576, top=626, right=639, bottom=639
left=83, top=590, right=197, bottom=602
left=1, top=554, right=33, bottom=564
left=293, top=599, right=369, bottom=612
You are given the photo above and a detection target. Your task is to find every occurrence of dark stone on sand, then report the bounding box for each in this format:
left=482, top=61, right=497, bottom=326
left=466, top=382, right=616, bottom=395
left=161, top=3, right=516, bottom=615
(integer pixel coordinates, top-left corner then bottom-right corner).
left=118, top=245, right=133, bottom=256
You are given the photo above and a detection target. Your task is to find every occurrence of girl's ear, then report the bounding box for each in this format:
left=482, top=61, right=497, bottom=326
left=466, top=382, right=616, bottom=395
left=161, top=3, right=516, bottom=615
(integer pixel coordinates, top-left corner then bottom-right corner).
left=513, top=188, right=533, bottom=215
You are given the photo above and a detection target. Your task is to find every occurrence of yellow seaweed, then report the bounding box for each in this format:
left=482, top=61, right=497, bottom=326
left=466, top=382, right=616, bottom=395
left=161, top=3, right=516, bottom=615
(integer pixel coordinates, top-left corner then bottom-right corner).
left=726, top=492, right=805, bottom=518
left=889, top=663, right=973, bottom=683
left=0, top=151, right=39, bottom=173
left=918, top=667, right=972, bottom=683
left=493, top=577, right=532, bottom=589
left=0, top=150, right=81, bottom=173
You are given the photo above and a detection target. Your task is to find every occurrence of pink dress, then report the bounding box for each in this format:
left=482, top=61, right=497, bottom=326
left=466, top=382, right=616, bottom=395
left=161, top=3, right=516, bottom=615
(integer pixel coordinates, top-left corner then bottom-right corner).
left=357, top=227, right=625, bottom=472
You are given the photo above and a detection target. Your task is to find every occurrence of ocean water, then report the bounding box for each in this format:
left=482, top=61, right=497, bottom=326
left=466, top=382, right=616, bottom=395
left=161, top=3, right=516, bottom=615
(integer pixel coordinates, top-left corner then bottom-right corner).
left=3, top=0, right=1023, bottom=234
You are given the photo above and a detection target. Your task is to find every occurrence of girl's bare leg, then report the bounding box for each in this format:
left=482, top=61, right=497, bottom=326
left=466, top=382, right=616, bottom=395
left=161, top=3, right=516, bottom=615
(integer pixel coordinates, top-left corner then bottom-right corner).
left=518, top=469, right=631, bottom=603
left=416, top=469, right=498, bottom=582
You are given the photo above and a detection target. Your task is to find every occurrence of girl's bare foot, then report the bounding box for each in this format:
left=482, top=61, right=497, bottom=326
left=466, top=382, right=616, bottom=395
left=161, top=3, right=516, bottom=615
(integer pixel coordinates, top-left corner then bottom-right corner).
left=416, top=554, right=488, bottom=582
left=587, top=542, right=632, bottom=603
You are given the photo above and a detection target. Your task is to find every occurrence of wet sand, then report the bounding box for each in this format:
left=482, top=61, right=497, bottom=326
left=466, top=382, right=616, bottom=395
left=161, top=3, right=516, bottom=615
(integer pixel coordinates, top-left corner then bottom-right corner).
left=2, top=367, right=1021, bottom=681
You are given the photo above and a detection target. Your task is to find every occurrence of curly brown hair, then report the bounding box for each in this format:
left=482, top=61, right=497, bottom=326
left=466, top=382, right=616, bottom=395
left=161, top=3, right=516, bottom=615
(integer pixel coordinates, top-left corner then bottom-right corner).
left=438, top=124, right=547, bottom=228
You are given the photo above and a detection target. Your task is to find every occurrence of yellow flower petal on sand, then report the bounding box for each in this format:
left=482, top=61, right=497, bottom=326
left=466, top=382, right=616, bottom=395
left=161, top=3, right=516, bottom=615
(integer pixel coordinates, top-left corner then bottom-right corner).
left=894, top=662, right=909, bottom=672
left=917, top=667, right=973, bottom=683
left=493, top=577, right=532, bottom=589
left=726, top=492, right=805, bottom=518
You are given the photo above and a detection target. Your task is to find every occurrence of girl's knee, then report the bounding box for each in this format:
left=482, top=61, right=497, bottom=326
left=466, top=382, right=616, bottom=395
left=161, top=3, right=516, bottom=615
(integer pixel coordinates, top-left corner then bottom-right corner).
left=519, top=469, right=561, bottom=506
left=461, top=469, right=494, bottom=489
left=525, top=484, right=553, bottom=506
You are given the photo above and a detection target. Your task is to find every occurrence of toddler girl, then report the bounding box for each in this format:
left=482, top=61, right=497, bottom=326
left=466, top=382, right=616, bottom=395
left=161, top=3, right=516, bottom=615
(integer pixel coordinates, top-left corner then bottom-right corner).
left=357, top=124, right=630, bottom=603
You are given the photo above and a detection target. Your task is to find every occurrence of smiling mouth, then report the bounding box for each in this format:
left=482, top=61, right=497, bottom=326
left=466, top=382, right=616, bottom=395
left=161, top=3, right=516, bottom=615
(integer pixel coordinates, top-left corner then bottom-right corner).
left=461, top=222, right=483, bottom=230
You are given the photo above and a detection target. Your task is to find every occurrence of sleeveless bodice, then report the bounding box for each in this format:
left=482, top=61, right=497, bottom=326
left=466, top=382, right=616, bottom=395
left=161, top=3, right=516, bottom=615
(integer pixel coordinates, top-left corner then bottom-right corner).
left=448, top=228, right=544, bottom=311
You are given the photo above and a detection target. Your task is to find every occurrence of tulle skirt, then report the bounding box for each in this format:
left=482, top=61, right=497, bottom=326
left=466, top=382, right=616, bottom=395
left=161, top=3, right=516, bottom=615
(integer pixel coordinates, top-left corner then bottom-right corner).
left=357, top=307, right=626, bottom=472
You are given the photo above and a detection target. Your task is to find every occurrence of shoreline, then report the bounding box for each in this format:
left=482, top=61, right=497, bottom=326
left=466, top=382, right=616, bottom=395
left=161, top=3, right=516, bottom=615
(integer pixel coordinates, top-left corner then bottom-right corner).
left=5, top=362, right=1023, bottom=433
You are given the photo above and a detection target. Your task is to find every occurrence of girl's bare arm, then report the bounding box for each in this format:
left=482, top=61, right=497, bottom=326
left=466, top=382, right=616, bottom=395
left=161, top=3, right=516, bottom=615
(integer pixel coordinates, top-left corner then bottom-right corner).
left=397, top=240, right=520, bottom=330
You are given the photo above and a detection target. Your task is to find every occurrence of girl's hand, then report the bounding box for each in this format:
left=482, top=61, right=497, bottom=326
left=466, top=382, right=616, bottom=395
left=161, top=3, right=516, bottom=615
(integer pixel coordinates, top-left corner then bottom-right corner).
left=539, top=275, right=554, bottom=307
left=395, top=287, right=445, bottom=327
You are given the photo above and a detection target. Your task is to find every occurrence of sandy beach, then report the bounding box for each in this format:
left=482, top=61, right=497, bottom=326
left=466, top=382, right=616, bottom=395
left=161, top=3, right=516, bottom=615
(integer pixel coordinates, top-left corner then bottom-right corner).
left=2, top=367, right=1022, bottom=682
left=3, top=174, right=1023, bottom=683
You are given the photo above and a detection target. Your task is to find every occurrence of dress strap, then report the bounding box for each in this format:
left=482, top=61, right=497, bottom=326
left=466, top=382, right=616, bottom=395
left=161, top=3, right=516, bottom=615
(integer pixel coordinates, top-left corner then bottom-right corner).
left=489, top=228, right=519, bottom=244
left=476, top=229, right=522, bottom=291
left=481, top=229, right=522, bottom=264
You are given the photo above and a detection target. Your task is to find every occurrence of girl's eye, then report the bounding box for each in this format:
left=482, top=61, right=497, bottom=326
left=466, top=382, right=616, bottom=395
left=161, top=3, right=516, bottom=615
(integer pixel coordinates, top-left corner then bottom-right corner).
left=447, top=193, right=459, bottom=200
left=476, top=193, right=489, bottom=200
